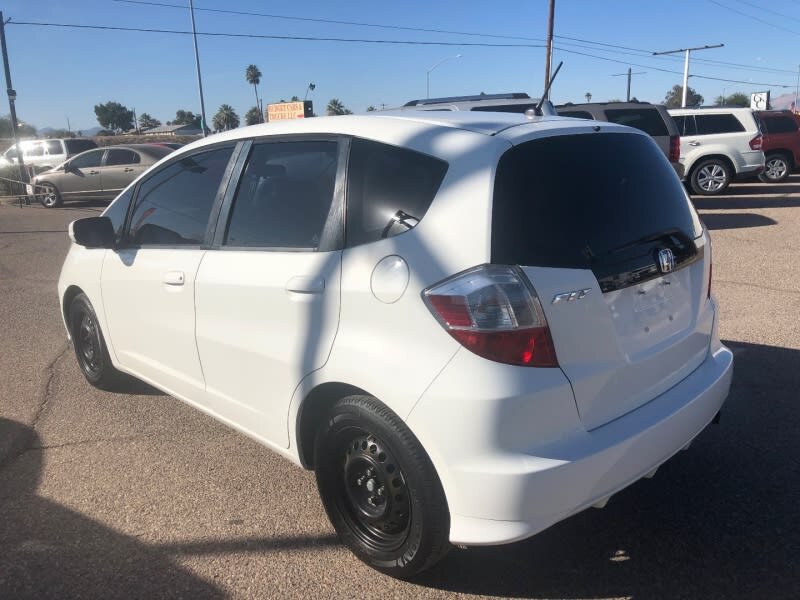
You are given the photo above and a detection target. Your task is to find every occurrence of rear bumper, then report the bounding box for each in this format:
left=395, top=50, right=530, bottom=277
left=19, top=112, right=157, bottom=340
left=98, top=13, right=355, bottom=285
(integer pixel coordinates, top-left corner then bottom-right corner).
left=411, top=343, right=733, bottom=546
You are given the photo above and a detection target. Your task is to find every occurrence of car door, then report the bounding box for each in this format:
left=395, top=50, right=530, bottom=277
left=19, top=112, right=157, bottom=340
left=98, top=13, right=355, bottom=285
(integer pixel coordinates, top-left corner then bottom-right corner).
left=57, top=148, right=106, bottom=198
left=101, top=148, right=148, bottom=198
left=193, top=138, right=344, bottom=446
left=100, top=143, right=237, bottom=401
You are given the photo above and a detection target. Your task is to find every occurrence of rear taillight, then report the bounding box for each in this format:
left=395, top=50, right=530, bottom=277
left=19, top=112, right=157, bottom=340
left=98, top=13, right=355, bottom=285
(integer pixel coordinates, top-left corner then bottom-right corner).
left=749, top=134, right=763, bottom=150
left=669, top=134, right=681, bottom=163
left=422, top=265, right=558, bottom=367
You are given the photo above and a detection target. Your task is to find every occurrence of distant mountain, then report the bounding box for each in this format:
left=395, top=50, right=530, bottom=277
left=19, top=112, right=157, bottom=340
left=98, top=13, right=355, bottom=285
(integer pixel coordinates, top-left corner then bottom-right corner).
left=37, top=125, right=103, bottom=136
left=769, top=92, right=797, bottom=110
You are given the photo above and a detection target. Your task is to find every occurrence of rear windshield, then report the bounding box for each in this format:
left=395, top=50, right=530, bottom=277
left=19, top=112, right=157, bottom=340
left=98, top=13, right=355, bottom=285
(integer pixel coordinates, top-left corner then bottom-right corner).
left=65, top=139, right=98, bottom=154
left=604, top=108, right=670, bottom=136
left=492, top=132, right=702, bottom=274
left=470, top=103, right=538, bottom=114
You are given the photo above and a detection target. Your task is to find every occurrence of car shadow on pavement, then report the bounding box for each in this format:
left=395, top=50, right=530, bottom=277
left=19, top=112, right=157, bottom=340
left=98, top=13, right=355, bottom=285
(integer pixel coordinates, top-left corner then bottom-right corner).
left=415, top=340, right=800, bottom=600
left=700, top=212, right=777, bottom=230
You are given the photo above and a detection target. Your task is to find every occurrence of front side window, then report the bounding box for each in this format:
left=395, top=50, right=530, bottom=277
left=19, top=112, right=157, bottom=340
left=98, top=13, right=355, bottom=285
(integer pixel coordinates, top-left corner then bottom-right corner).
left=70, top=150, right=105, bottom=169
left=45, top=140, right=62, bottom=155
left=225, top=141, right=338, bottom=249
left=345, top=138, right=448, bottom=247
left=127, top=146, right=234, bottom=246
left=103, top=187, right=135, bottom=243
left=24, top=142, right=44, bottom=157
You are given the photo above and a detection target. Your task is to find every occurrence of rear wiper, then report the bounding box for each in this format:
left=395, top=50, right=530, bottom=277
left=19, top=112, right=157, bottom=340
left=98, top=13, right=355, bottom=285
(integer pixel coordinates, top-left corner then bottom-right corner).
left=607, top=231, right=672, bottom=254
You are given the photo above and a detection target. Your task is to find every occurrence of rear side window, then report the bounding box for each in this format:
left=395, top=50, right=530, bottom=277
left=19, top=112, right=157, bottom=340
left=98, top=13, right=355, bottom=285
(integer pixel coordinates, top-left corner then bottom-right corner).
left=106, top=149, right=141, bottom=166
left=695, top=114, right=745, bottom=135
left=558, top=110, right=593, bottom=120
left=605, top=108, right=669, bottom=136
left=128, top=146, right=234, bottom=246
left=65, top=139, right=98, bottom=154
left=492, top=132, right=702, bottom=274
left=24, top=142, right=44, bottom=157
left=224, top=140, right=338, bottom=249
left=760, top=115, right=798, bottom=134
left=70, top=149, right=104, bottom=169
left=345, top=138, right=448, bottom=247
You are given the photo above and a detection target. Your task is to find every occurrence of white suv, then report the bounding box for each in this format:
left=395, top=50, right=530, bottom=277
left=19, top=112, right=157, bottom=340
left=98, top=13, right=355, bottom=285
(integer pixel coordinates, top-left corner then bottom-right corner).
left=58, top=112, right=733, bottom=578
left=0, top=138, right=98, bottom=171
left=669, top=107, right=765, bottom=195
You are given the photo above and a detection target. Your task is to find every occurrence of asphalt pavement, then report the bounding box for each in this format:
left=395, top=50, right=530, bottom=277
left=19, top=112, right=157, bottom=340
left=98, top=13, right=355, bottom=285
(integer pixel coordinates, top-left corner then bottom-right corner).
left=0, top=181, right=798, bottom=599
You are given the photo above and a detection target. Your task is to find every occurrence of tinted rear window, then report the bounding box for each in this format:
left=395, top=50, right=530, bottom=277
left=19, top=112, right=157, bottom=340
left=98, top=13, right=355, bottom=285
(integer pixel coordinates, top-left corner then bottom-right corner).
left=695, top=114, right=745, bottom=135
left=605, top=108, right=670, bottom=136
left=557, top=110, right=593, bottom=120
left=492, top=132, right=702, bottom=274
left=65, top=139, right=98, bottom=154
left=759, top=115, right=798, bottom=134
left=470, top=103, right=538, bottom=114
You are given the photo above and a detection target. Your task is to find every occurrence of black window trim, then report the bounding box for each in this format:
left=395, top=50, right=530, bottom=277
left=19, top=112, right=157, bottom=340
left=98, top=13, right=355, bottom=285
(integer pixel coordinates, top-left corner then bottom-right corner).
left=212, top=133, right=348, bottom=253
left=116, top=140, right=242, bottom=250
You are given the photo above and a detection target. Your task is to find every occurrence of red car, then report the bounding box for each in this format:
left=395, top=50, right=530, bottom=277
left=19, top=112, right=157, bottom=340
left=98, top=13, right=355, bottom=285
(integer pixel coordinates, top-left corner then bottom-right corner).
left=754, top=110, right=800, bottom=182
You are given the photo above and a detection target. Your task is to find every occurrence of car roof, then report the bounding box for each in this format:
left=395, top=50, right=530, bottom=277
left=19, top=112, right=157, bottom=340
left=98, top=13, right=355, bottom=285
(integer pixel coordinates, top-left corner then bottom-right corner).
left=668, top=106, right=754, bottom=114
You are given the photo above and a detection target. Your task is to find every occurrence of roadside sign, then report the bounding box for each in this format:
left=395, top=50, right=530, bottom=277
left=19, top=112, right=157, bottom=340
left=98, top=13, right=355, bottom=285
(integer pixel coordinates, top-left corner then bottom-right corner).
left=266, top=101, right=314, bottom=122
left=750, top=91, right=770, bottom=110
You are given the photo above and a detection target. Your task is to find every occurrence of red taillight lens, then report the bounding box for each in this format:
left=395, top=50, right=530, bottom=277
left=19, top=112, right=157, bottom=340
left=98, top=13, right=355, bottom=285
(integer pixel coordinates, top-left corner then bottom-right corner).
left=422, top=265, right=558, bottom=367
left=669, top=134, right=681, bottom=163
left=749, top=134, right=763, bottom=150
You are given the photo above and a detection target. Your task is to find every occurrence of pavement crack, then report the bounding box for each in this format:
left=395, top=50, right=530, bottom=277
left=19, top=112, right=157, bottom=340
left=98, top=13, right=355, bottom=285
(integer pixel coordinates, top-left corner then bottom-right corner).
left=31, top=342, right=71, bottom=431
left=715, top=279, right=800, bottom=296
left=30, top=432, right=162, bottom=451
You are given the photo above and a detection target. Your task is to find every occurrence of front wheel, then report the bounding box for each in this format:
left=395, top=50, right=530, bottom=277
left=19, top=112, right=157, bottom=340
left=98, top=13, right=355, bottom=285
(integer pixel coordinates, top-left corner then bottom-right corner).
left=690, top=159, right=731, bottom=195
left=314, top=395, right=450, bottom=578
left=759, top=153, right=791, bottom=183
left=68, top=293, right=124, bottom=390
left=37, top=182, right=63, bottom=208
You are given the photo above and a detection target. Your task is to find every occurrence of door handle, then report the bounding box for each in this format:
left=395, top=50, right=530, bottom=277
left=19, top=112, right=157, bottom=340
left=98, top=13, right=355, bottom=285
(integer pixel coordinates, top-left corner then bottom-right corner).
left=688, top=141, right=700, bottom=146
left=124, top=167, right=134, bottom=172
left=88, top=170, right=100, bottom=175
left=286, top=276, right=325, bottom=294
left=163, top=270, right=185, bottom=286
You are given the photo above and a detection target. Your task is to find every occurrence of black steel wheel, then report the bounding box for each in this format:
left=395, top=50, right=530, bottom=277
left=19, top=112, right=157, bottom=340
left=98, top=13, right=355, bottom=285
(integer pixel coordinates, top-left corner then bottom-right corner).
left=314, top=395, right=450, bottom=578
left=68, top=293, right=124, bottom=390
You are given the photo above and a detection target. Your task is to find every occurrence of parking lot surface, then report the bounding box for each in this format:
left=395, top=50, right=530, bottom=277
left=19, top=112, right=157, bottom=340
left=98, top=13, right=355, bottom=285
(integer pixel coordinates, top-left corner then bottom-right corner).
left=1, top=180, right=799, bottom=599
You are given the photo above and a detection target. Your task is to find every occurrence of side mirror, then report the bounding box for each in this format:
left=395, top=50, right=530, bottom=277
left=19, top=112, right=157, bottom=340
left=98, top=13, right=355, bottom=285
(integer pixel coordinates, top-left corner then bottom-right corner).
left=69, top=217, right=115, bottom=249
left=64, top=162, right=75, bottom=172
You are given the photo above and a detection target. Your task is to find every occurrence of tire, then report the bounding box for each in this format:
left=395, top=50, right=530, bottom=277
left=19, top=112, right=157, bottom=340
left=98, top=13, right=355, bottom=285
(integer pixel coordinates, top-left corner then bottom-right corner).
left=314, top=395, right=450, bottom=578
left=68, top=293, right=124, bottom=390
left=759, top=153, right=791, bottom=183
left=690, top=159, right=731, bottom=195
left=37, top=182, right=63, bottom=208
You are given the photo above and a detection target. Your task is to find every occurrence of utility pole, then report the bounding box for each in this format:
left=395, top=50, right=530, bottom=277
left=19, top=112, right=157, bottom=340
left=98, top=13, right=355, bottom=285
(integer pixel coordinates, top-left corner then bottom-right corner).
left=188, top=0, right=208, bottom=137
left=653, top=44, right=724, bottom=107
left=544, top=0, right=555, bottom=98
left=795, top=65, right=799, bottom=114
left=612, top=68, right=646, bottom=102
left=0, top=11, right=29, bottom=196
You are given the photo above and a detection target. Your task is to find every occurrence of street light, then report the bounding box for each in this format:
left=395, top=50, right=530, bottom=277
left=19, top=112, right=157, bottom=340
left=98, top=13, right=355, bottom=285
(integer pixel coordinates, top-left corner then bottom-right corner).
left=427, top=54, right=461, bottom=99
left=304, top=82, right=316, bottom=101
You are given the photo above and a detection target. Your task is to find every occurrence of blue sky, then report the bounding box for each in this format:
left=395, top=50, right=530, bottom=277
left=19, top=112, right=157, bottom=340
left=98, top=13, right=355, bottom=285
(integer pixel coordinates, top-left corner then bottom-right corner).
left=4, top=0, right=800, bottom=131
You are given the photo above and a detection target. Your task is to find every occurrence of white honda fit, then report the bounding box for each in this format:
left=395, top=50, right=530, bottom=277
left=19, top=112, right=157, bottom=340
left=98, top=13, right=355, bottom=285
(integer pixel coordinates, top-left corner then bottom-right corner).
left=58, top=111, right=732, bottom=578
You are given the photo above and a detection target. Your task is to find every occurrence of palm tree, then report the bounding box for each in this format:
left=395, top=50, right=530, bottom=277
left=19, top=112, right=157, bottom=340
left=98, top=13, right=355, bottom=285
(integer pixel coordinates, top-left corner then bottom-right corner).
left=245, top=64, right=262, bottom=123
left=244, top=106, right=261, bottom=126
left=326, top=98, right=352, bottom=116
left=212, top=104, right=240, bottom=131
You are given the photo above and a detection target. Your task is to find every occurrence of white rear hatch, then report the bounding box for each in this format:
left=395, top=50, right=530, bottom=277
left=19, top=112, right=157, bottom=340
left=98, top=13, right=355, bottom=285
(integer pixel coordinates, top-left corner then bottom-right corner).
left=492, top=129, right=713, bottom=429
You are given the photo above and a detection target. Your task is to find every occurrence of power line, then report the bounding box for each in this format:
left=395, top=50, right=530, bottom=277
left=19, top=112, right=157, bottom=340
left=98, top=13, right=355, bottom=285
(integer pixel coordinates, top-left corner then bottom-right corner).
left=731, top=0, right=800, bottom=23
left=707, top=0, right=800, bottom=35
left=7, top=20, right=544, bottom=47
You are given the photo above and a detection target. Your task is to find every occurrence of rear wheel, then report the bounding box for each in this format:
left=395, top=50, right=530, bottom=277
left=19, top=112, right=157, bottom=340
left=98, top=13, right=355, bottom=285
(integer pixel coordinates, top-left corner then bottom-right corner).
left=37, top=182, right=63, bottom=208
left=314, top=395, right=450, bottom=578
left=690, top=159, right=731, bottom=195
left=759, top=153, right=791, bottom=183
left=68, top=293, right=124, bottom=390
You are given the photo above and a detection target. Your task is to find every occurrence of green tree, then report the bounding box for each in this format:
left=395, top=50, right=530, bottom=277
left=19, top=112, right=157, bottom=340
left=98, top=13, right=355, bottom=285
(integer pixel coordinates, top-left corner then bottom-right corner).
left=290, top=95, right=300, bottom=102
left=45, top=129, right=75, bottom=138
left=326, top=98, right=352, bottom=116
left=714, top=92, right=749, bottom=107
left=94, top=101, right=134, bottom=133
left=664, top=84, right=704, bottom=108
left=96, top=129, right=116, bottom=137
left=0, top=116, right=36, bottom=137
left=245, top=65, right=263, bottom=124
left=212, top=104, right=240, bottom=131
left=366, top=105, right=377, bottom=112
left=244, top=106, right=262, bottom=126
left=170, top=110, right=201, bottom=128
left=138, top=113, right=161, bottom=130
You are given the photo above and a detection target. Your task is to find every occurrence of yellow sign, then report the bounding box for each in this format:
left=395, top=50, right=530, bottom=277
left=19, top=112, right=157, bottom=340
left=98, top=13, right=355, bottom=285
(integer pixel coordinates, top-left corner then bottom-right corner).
left=267, top=101, right=308, bottom=122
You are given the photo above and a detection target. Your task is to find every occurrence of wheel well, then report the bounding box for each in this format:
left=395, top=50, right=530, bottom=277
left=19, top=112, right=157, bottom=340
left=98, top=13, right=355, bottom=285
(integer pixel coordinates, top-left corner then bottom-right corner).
left=296, top=382, right=371, bottom=470
left=764, top=149, right=794, bottom=168
left=689, top=154, right=735, bottom=179
left=62, top=285, right=84, bottom=332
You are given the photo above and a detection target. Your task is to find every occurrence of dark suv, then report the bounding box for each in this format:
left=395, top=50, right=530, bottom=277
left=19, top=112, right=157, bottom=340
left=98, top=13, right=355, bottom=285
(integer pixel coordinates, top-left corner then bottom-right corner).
left=754, top=110, right=800, bottom=182
left=555, top=101, right=682, bottom=176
